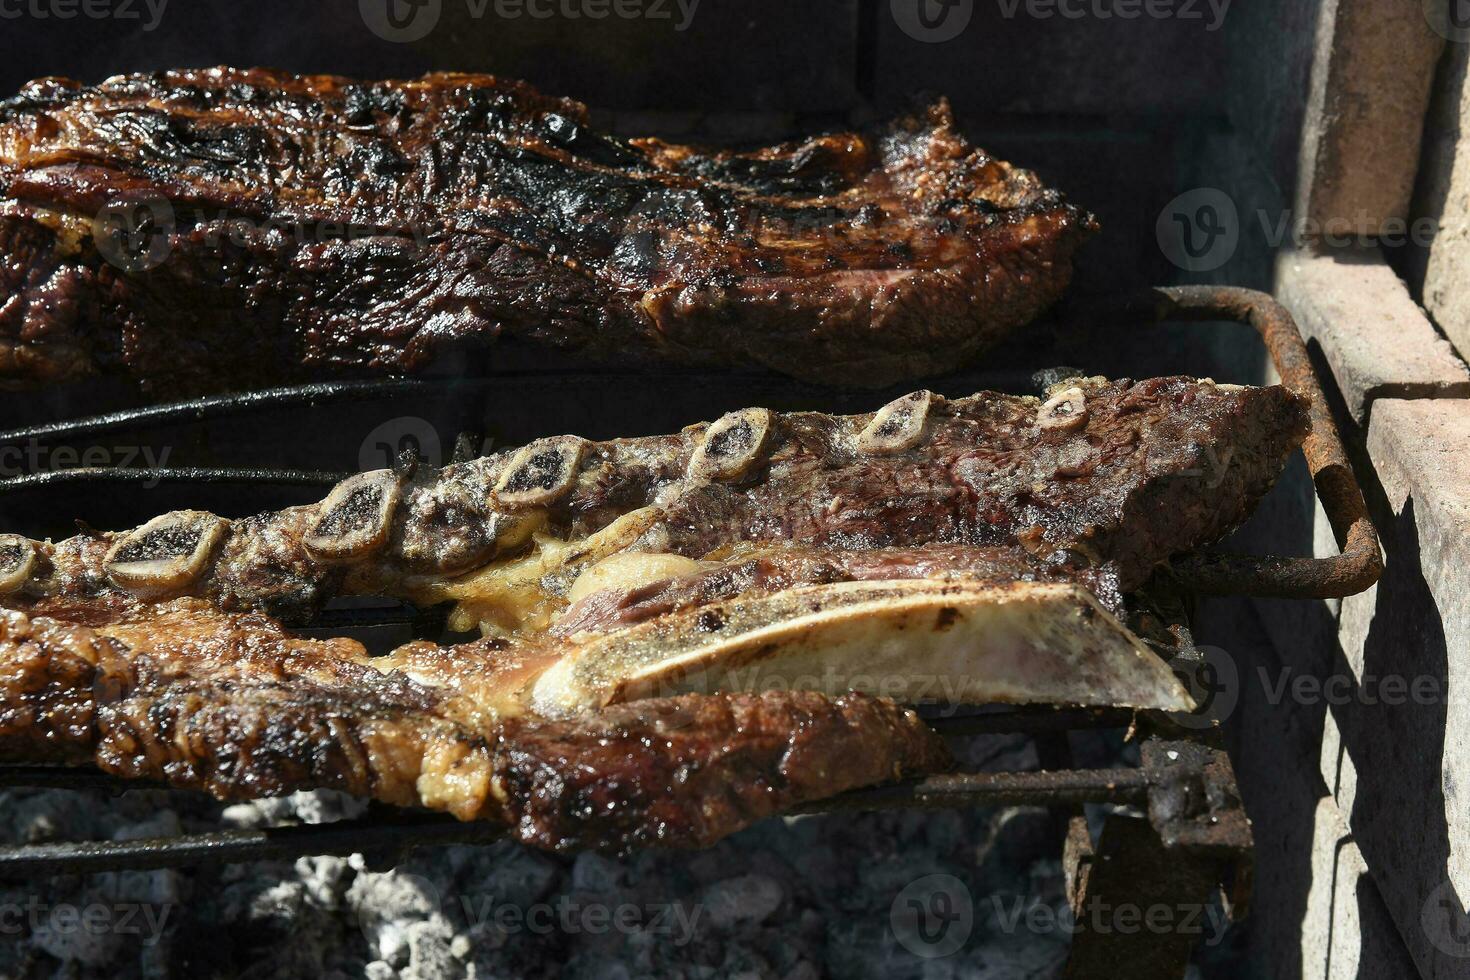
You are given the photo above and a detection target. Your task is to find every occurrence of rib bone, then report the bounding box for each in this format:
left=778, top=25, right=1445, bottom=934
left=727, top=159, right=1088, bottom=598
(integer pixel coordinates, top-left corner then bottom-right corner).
left=1039, top=385, right=1088, bottom=431
left=303, top=470, right=402, bottom=562
left=688, top=408, right=772, bottom=482
left=0, top=535, right=36, bottom=594
left=104, top=512, right=228, bottom=595
left=530, top=579, right=1193, bottom=718
left=493, top=437, right=589, bottom=508
left=857, top=391, right=934, bottom=454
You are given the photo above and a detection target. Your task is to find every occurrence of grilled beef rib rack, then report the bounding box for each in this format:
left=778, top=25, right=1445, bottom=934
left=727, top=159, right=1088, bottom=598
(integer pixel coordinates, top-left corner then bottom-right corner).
left=2, top=352, right=1312, bottom=847
left=0, top=287, right=1382, bottom=977
left=0, top=67, right=1094, bottom=393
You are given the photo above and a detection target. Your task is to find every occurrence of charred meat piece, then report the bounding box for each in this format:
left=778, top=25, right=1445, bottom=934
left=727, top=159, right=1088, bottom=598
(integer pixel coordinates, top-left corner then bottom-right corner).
left=0, top=378, right=1312, bottom=842
left=9, top=376, right=1310, bottom=630
left=0, top=68, right=1094, bottom=392
left=0, top=605, right=950, bottom=851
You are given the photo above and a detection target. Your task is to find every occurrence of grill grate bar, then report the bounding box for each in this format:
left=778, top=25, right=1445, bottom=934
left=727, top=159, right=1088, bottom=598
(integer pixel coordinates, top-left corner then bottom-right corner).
left=0, top=769, right=1153, bottom=879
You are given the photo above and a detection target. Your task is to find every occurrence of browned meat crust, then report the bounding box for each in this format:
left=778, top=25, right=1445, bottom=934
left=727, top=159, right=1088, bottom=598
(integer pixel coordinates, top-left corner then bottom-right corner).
left=0, top=379, right=1305, bottom=848
left=0, top=606, right=950, bottom=851
left=8, top=377, right=1310, bottom=629
left=0, top=68, right=1094, bottom=392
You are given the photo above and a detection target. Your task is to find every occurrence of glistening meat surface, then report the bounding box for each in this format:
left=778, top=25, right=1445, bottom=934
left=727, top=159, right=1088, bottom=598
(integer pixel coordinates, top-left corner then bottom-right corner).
left=5, top=376, right=1310, bottom=630
left=0, top=67, right=1095, bottom=392
left=0, top=605, right=950, bottom=852
left=0, top=378, right=1304, bottom=847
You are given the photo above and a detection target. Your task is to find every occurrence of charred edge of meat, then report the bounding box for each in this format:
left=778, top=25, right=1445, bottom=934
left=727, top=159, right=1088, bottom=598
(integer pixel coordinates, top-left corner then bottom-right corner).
left=0, top=69, right=1094, bottom=392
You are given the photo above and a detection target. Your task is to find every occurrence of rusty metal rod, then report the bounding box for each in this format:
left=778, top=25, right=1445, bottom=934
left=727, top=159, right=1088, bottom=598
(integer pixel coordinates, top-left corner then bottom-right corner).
left=0, top=814, right=506, bottom=878
left=0, top=768, right=1155, bottom=878
left=1105, top=285, right=1383, bottom=599
left=790, top=769, right=1152, bottom=814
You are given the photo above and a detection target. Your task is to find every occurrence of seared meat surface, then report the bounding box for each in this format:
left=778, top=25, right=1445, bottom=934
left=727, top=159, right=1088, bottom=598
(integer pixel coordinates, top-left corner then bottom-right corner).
left=0, top=379, right=1305, bottom=848
left=0, top=606, right=949, bottom=852
left=0, top=67, right=1094, bottom=392
left=9, top=376, right=1309, bottom=628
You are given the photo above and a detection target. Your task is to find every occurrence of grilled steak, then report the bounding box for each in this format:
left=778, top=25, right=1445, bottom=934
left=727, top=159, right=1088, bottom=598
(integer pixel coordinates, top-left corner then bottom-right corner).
left=8, top=376, right=1309, bottom=628
left=0, top=378, right=1303, bottom=844
left=0, top=605, right=950, bottom=852
left=0, top=67, right=1094, bottom=393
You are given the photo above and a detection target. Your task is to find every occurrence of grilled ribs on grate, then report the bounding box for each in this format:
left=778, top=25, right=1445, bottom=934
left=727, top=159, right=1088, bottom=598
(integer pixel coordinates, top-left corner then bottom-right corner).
left=0, top=377, right=1305, bottom=851
left=15, top=376, right=1308, bottom=624
left=0, top=67, right=1094, bottom=393
left=0, top=606, right=952, bottom=853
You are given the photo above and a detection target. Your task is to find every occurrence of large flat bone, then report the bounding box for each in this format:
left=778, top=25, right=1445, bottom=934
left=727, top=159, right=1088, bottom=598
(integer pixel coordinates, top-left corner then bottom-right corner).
left=529, top=579, right=1194, bottom=717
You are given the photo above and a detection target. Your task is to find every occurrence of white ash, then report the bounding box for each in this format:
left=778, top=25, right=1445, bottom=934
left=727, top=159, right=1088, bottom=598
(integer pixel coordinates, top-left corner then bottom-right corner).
left=0, top=732, right=1199, bottom=978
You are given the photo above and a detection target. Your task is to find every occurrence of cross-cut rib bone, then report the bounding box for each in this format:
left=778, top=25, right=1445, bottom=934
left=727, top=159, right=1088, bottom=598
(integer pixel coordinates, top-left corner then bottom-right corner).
left=103, top=511, right=228, bottom=595
left=11, top=376, right=1311, bottom=630
left=0, top=535, right=35, bottom=595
